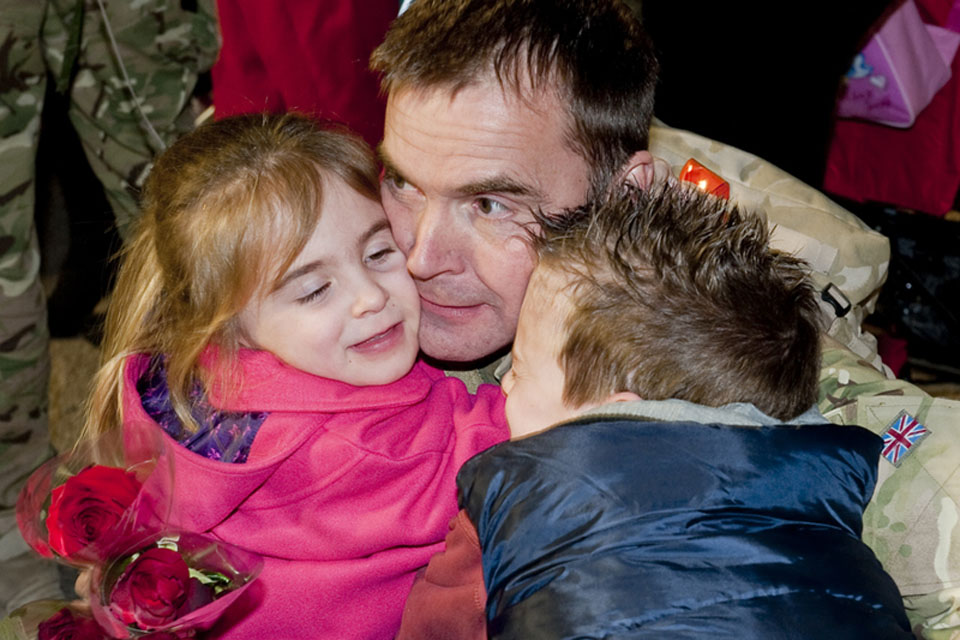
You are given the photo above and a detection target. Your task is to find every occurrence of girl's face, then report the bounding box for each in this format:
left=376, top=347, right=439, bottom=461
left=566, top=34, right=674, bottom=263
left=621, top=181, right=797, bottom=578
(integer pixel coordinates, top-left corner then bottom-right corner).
left=239, top=178, right=421, bottom=386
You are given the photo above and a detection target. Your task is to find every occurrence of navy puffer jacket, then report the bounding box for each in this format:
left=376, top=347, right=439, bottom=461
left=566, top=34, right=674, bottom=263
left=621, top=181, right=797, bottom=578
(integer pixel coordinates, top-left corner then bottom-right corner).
left=458, top=418, right=913, bottom=639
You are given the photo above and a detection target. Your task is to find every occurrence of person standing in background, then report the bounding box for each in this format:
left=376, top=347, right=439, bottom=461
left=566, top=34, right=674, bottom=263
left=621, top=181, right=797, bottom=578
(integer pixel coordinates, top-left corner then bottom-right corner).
left=0, top=0, right=217, bottom=614
left=211, top=1, right=398, bottom=148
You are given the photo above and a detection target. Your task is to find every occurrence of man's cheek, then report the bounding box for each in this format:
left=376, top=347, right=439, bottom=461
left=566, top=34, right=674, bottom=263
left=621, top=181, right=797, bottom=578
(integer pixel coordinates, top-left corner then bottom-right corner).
left=382, top=198, right=417, bottom=255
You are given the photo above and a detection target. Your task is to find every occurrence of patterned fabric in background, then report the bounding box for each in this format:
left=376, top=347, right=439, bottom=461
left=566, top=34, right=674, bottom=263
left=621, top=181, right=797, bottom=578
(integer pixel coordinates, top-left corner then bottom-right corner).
left=0, top=0, right=217, bottom=615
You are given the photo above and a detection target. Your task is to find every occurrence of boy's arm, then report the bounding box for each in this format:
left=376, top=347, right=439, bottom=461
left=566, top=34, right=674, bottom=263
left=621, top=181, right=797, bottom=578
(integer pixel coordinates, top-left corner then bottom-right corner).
left=397, top=510, right=488, bottom=640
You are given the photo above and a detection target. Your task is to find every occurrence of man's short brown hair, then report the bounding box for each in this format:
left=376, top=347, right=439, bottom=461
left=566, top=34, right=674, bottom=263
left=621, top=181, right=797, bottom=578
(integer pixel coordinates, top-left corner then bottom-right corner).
left=370, top=0, right=658, bottom=198
left=535, top=183, right=822, bottom=421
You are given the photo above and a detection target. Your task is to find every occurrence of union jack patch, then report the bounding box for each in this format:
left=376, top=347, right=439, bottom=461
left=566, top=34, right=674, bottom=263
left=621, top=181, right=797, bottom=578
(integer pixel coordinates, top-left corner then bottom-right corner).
left=881, top=411, right=930, bottom=467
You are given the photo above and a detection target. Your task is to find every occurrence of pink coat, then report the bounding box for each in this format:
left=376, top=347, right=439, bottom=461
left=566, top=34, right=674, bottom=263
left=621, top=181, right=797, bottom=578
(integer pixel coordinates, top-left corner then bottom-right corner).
left=122, top=351, right=508, bottom=639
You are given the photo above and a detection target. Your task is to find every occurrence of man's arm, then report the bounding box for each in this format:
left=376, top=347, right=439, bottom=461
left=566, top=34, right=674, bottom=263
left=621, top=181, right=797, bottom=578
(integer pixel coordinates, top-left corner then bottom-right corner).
left=821, top=337, right=960, bottom=639
left=649, top=121, right=960, bottom=638
left=397, top=510, right=487, bottom=640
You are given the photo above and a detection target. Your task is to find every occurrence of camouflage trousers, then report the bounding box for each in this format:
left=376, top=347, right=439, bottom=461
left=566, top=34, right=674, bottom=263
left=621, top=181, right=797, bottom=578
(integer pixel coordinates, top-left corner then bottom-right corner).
left=0, top=0, right=217, bottom=615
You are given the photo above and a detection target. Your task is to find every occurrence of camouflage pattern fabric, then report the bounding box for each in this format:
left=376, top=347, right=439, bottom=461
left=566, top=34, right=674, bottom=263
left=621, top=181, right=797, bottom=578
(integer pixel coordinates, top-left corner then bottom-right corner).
left=0, top=0, right=217, bottom=615
left=1, top=0, right=62, bottom=615
left=444, top=355, right=507, bottom=393
left=822, top=339, right=960, bottom=639
left=651, top=121, right=960, bottom=638
left=649, top=119, right=892, bottom=372
left=41, top=0, right=220, bottom=236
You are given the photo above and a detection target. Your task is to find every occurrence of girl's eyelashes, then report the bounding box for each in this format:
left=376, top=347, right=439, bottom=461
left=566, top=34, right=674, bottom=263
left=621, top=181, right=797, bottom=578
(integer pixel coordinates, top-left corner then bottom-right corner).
left=297, top=282, right=330, bottom=305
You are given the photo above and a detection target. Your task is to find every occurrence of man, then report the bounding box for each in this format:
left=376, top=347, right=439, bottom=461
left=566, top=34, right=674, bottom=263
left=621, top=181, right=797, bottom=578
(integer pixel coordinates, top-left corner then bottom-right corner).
left=372, top=0, right=658, bottom=368
left=371, top=1, right=960, bottom=636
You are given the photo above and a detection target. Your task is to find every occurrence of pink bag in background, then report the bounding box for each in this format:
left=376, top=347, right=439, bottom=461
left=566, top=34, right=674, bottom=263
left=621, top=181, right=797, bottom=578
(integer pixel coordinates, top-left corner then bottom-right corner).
left=837, top=0, right=960, bottom=127
left=824, top=0, right=960, bottom=216
left=949, top=0, right=960, bottom=31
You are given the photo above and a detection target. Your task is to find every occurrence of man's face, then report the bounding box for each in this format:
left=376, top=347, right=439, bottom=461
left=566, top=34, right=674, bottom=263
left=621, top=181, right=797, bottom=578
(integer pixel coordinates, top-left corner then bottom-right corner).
left=379, top=77, right=592, bottom=362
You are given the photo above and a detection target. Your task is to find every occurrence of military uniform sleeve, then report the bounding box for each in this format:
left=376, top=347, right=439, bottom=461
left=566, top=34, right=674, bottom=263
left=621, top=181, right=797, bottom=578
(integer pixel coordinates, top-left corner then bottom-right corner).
left=397, top=510, right=488, bottom=640
left=820, top=337, right=960, bottom=639
left=650, top=122, right=960, bottom=637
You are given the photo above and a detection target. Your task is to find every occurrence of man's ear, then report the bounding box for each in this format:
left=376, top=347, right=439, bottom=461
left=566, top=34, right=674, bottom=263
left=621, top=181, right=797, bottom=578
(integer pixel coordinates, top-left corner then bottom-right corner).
left=604, top=390, right=642, bottom=404
left=619, top=151, right=656, bottom=189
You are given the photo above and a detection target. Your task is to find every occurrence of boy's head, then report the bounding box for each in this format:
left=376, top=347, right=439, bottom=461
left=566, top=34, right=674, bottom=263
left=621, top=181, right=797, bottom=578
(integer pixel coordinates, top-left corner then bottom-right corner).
left=502, top=183, right=822, bottom=437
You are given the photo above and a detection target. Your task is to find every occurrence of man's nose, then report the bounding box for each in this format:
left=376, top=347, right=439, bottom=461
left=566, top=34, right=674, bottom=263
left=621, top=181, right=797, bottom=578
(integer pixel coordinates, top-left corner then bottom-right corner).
left=405, top=203, right=463, bottom=280
left=352, top=273, right=389, bottom=317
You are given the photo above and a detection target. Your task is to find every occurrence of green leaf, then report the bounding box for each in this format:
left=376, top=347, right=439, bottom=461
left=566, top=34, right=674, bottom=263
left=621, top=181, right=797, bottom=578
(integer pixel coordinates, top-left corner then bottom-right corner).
left=190, top=567, right=230, bottom=596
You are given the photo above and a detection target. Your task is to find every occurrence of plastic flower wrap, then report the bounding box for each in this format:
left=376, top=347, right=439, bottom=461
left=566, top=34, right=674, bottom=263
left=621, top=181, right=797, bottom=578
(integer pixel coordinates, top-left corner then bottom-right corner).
left=16, top=427, right=173, bottom=567
left=36, top=607, right=108, bottom=640
left=0, top=599, right=197, bottom=640
left=89, top=532, right=263, bottom=638
left=0, top=600, right=106, bottom=640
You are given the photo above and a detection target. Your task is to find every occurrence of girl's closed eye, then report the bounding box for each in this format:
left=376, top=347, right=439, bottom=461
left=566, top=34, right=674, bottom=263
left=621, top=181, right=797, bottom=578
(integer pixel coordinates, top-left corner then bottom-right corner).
left=365, top=238, right=406, bottom=270
left=298, top=282, right=330, bottom=305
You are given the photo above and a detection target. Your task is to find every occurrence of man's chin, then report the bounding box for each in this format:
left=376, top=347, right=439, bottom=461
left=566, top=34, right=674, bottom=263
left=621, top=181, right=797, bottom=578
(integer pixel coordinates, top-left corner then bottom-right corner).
left=416, top=306, right=513, bottom=364
left=418, top=327, right=511, bottom=369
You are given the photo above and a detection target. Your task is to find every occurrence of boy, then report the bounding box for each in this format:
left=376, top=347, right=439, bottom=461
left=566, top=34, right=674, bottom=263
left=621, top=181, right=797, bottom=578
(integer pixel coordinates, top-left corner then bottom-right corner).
left=398, top=184, right=912, bottom=639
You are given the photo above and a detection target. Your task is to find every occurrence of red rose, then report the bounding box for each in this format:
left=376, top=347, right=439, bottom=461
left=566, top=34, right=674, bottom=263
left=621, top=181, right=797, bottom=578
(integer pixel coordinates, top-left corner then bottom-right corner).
left=47, top=465, right=141, bottom=561
left=109, top=547, right=191, bottom=629
left=38, top=607, right=106, bottom=640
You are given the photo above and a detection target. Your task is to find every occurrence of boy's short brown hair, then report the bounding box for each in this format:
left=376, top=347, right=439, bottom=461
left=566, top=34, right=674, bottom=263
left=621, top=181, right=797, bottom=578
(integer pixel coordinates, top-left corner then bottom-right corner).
left=535, top=183, right=822, bottom=421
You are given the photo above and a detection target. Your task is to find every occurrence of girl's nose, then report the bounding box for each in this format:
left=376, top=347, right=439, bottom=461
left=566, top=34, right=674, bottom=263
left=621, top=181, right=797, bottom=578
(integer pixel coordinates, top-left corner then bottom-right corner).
left=351, top=274, right=389, bottom=317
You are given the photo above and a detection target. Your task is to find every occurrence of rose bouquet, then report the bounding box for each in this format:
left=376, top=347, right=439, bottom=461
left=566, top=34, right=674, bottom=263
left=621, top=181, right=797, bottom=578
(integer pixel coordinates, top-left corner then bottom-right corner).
left=37, top=606, right=108, bottom=640
left=89, top=532, right=262, bottom=638
left=0, top=599, right=198, bottom=640
left=3, top=529, right=261, bottom=639
left=16, top=429, right=172, bottom=567
left=9, top=426, right=264, bottom=639
left=0, top=600, right=106, bottom=640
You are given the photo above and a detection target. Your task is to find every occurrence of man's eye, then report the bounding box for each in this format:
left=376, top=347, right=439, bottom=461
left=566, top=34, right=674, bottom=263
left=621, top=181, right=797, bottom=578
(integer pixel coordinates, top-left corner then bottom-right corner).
left=386, top=173, right=412, bottom=191
left=366, top=247, right=395, bottom=263
left=475, top=197, right=508, bottom=217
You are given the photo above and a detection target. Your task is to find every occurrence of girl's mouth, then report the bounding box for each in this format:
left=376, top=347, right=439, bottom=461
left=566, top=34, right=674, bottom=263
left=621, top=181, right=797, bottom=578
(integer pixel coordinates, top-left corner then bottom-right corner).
left=349, top=323, right=403, bottom=353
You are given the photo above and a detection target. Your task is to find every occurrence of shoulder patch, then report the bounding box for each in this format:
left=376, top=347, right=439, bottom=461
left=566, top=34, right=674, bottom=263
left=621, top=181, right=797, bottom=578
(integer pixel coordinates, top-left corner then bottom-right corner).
left=880, top=410, right=930, bottom=467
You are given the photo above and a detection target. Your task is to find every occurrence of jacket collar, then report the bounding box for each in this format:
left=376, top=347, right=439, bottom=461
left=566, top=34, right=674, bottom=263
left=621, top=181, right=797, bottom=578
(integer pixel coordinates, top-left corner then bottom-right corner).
left=129, top=350, right=436, bottom=413
left=580, top=398, right=827, bottom=428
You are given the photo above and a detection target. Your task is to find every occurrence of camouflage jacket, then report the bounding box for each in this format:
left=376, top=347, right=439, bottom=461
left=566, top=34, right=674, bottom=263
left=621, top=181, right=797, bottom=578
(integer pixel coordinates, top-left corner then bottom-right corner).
left=447, top=123, right=960, bottom=638
left=650, top=122, right=960, bottom=638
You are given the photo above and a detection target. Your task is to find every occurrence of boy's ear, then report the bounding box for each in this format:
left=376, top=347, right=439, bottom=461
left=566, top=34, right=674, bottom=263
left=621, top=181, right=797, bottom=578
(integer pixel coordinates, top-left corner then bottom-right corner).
left=604, top=390, right=642, bottom=404
left=619, top=151, right=656, bottom=189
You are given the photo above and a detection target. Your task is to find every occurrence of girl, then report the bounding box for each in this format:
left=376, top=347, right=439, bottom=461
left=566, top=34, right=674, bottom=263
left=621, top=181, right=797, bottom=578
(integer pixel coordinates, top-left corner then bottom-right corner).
left=83, top=113, right=508, bottom=639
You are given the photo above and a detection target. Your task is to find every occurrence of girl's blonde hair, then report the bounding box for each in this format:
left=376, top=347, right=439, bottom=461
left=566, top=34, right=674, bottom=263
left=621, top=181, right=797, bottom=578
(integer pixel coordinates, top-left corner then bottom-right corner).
left=85, top=113, right=380, bottom=437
